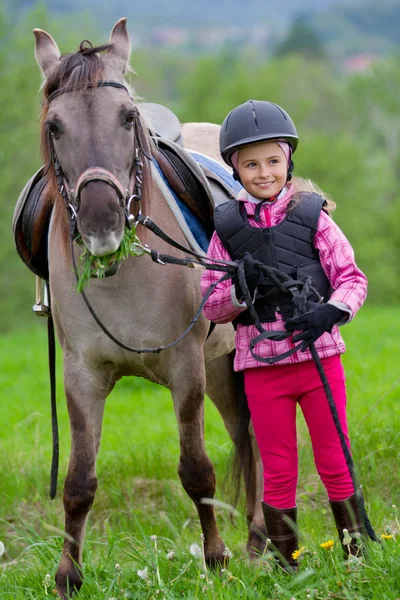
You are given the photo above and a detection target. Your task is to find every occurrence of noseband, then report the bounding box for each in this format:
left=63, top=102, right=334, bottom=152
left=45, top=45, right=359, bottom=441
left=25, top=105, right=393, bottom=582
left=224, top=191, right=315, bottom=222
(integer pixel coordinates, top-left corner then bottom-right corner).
left=47, top=81, right=147, bottom=230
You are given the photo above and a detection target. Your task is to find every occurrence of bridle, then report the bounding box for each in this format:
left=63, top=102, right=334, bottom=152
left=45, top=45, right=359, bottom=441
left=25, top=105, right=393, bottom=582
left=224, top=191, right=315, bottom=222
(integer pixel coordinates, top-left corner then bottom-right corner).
left=47, top=80, right=148, bottom=233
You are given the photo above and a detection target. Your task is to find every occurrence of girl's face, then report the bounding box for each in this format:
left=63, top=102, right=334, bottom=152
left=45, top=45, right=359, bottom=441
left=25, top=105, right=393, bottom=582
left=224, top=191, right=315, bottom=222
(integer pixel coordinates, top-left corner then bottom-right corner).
left=237, top=141, right=288, bottom=200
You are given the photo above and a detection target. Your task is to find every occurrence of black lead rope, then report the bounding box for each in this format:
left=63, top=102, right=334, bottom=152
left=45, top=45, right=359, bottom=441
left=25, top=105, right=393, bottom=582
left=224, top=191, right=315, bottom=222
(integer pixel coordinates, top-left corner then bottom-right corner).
left=70, top=233, right=233, bottom=355
left=309, top=344, right=379, bottom=543
left=49, top=204, right=378, bottom=545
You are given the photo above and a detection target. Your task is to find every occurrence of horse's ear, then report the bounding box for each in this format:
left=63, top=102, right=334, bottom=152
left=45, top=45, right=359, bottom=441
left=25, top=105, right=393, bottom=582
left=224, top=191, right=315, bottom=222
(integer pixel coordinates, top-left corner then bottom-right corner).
left=34, top=29, right=61, bottom=78
left=107, top=18, right=131, bottom=73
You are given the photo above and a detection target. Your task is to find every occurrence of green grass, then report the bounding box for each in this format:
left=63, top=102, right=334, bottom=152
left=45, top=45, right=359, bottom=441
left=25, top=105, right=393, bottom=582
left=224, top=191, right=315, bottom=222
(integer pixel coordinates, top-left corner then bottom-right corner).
left=0, top=305, right=399, bottom=599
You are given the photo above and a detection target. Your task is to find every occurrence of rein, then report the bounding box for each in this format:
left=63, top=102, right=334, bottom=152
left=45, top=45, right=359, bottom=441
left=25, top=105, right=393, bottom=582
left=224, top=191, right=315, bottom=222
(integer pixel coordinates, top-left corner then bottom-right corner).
left=44, top=80, right=378, bottom=545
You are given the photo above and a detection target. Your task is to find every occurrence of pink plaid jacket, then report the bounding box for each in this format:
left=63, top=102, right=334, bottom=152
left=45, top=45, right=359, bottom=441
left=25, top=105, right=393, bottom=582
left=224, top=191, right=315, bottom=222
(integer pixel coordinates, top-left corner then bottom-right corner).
left=201, top=185, right=368, bottom=371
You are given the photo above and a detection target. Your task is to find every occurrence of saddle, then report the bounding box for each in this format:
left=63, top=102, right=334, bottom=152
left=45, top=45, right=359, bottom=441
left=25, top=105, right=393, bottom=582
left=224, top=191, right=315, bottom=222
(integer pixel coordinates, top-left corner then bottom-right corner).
left=13, top=103, right=236, bottom=281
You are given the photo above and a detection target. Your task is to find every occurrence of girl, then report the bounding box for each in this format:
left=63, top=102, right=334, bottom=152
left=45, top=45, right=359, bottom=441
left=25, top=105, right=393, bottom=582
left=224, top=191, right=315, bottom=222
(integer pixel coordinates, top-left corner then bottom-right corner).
left=201, top=100, right=368, bottom=568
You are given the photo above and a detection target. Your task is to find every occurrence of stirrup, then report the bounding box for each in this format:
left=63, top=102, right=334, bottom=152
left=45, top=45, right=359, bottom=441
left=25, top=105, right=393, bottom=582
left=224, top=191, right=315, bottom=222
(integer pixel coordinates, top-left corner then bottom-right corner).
left=32, top=276, right=51, bottom=317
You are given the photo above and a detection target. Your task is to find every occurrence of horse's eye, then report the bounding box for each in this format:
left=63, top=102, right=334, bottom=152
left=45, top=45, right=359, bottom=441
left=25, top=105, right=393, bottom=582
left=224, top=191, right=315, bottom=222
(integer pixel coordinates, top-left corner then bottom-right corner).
left=47, top=122, right=61, bottom=139
left=124, top=112, right=135, bottom=126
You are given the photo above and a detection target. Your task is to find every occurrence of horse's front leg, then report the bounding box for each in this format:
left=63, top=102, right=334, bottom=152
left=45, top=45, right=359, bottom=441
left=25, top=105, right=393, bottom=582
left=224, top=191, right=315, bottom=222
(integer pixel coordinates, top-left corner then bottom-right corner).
left=170, top=350, right=226, bottom=567
left=55, top=356, right=114, bottom=599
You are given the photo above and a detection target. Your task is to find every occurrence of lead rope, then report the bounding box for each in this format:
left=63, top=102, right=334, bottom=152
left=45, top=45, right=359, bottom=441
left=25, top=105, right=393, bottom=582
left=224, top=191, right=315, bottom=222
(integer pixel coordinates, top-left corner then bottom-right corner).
left=48, top=197, right=378, bottom=545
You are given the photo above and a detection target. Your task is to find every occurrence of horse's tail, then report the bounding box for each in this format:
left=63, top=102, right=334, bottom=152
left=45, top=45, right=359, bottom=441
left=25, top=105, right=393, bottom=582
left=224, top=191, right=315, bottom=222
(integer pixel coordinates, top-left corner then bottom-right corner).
left=229, top=366, right=255, bottom=509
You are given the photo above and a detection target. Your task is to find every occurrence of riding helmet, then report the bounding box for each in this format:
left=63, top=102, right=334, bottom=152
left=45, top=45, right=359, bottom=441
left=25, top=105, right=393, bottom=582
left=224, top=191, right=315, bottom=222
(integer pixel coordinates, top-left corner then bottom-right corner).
left=220, top=100, right=299, bottom=168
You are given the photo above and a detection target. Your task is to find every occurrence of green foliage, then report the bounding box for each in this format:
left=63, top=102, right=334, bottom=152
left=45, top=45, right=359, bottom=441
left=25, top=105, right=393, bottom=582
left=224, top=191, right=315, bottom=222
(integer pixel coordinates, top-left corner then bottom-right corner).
left=75, top=226, right=145, bottom=292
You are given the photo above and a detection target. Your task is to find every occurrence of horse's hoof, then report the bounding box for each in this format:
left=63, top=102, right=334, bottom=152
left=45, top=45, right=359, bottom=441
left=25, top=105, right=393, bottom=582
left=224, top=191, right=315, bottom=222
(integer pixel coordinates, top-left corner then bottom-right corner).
left=55, top=564, right=83, bottom=599
left=246, top=525, right=268, bottom=559
left=205, top=540, right=227, bottom=569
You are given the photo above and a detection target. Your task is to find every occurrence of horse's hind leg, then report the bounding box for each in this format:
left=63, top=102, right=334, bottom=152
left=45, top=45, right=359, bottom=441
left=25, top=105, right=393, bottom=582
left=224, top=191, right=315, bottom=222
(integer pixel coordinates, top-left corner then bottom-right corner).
left=170, top=348, right=226, bottom=566
left=205, top=353, right=267, bottom=557
left=55, top=356, right=114, bottom=599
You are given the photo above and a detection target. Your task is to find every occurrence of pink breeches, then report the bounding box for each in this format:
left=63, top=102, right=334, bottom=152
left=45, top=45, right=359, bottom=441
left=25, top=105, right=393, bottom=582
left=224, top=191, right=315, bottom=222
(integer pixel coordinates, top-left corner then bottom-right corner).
left=244, top=355, right=354, bottom=509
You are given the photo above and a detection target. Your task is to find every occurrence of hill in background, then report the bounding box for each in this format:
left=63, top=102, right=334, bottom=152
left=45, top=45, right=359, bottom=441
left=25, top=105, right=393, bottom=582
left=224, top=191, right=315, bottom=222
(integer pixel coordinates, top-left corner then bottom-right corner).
left=8, top=0, right=400, bottom=61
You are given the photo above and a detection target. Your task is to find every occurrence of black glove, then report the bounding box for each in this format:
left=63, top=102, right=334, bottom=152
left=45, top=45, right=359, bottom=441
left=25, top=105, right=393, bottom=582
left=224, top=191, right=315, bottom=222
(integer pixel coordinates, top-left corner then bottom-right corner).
left=284, top=302, right=345, bottom=346
left=233, top=252, right=264, bottom=300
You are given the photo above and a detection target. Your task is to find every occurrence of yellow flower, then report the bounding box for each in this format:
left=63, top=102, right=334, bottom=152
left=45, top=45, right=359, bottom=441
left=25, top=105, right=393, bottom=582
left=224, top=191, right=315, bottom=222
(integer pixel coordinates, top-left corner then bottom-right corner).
left=291, top=546, right=305, bottom=560
left=320, top=539, right=335, bottom=550
left=381, top=534, right=393, bottom=540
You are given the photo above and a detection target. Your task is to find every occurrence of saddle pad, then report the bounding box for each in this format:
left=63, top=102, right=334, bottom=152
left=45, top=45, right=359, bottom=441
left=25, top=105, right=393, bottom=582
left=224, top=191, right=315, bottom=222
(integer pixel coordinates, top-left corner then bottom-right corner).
left=188, top=151, right=242, bottom=199
left=152, top=158, right=210, bottom=252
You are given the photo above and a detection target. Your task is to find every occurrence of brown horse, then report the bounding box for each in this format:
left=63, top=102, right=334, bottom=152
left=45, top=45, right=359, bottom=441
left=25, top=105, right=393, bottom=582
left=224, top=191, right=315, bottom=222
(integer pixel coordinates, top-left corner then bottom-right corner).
left=33, top=18, right=265, bottom=597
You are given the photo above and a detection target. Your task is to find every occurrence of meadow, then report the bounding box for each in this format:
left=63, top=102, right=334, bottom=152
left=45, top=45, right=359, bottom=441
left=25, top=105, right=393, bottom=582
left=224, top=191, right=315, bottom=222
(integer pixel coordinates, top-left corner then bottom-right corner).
left=0, top=306, right=399, bottom=599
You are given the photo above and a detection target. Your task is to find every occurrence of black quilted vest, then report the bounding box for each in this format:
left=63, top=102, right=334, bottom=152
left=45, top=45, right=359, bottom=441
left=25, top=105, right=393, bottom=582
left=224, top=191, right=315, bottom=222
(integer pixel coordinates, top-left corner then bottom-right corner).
left=214, top=192, right=332, bottom=326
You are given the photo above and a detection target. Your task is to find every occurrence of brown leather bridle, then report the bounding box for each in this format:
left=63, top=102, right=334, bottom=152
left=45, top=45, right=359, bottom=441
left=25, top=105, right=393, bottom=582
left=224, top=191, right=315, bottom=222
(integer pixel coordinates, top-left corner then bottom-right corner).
left=47, top=80, right=148, bottom=231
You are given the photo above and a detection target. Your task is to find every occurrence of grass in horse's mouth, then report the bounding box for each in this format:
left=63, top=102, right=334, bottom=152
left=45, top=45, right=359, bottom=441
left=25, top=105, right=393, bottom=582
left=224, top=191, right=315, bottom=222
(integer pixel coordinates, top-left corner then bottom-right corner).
left=75, top=226, right=145, bottom=292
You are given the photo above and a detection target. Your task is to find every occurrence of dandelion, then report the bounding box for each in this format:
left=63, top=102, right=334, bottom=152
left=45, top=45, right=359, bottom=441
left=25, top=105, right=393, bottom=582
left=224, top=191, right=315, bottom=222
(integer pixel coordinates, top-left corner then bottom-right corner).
left=166, top=551, right=175, bottom=561
left=320, top=539, right=335, bottom=550
left=151, top=535, right=158, bottom=542
left=381, top=533, right=393, bottom=540
left=342, top=529, right=352, bottom=546
left=42, top=574, right=52, bottom=596
left=0, top=541, right=5, bottom=557
left=223, top=547, right=233, bottom=558
left=190, top=543, right=202, bottom=558
left=137, top=567, right=149, bottom=580
left=115, top=563, right=121, bottom=572
left=199, top=573, right=206, bottom=580
left=291, top=546, right=305, bottom=560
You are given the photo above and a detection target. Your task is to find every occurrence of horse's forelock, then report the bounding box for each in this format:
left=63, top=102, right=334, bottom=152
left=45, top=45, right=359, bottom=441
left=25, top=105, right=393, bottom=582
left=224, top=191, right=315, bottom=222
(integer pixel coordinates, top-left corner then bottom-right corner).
left=43, top=41, right=112, bottom=100
left=40, top=42, right=113, bottom=198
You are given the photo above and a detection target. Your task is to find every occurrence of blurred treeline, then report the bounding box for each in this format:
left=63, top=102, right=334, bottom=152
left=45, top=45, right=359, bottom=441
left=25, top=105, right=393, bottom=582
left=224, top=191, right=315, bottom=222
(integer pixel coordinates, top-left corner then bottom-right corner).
left=1, top=6, right=399, bottom=332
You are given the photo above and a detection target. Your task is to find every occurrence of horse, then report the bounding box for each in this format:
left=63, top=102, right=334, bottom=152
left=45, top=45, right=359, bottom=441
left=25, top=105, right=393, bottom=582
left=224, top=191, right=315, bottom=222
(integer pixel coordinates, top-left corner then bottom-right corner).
left=32, top=18, right=265, bottom=597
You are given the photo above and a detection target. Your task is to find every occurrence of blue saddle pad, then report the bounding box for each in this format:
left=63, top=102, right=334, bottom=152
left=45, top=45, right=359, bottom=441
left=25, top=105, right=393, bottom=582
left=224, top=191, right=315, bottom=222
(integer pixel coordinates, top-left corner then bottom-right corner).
left=152, top=155, right=241, bottom=253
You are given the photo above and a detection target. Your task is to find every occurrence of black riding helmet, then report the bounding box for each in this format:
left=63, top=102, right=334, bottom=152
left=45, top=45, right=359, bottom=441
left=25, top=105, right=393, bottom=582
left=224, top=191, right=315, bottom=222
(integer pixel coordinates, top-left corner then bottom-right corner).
left=220, top=100, right=299, bottom=172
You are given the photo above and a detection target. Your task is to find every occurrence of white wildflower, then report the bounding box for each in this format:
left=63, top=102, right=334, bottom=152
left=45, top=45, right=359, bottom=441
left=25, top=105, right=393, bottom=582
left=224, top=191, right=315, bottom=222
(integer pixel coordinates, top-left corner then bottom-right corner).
left=342, top=528, right=352, bottom=546
left=200, top=573, right=206, bottom=579
left=151, top=535, right=158, bottom=542
left=0, top=541, right=5, bottom=557
left=223, top=547, right=233, bottom=558
left=137, top=567, right=149, bottom=580
left=190, top=543, right=202, bottom=558
left=166, top=551, right=175, bottom=561
left=115, top=563, right=121, bottom=571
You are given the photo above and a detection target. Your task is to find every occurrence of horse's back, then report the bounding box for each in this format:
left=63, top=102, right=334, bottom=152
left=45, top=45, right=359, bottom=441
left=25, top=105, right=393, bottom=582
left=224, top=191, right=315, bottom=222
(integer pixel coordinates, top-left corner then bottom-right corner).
left=181, top=122, right=226, bottom=167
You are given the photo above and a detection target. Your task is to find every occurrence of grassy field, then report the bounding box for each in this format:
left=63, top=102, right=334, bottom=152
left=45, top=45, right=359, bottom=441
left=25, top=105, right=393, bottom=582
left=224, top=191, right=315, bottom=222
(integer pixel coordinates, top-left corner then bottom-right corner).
left=0, top=306, right=399, bottom=599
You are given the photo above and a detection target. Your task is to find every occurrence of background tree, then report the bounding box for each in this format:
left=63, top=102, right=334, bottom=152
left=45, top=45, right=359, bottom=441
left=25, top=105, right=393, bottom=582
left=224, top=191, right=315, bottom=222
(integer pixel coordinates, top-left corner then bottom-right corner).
left=274, top=15, right=326, bottom=60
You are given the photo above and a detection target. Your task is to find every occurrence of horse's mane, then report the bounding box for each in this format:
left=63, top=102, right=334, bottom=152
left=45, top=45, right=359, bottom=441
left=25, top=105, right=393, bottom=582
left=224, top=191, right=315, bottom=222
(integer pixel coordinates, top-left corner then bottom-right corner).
left=40, top=40, right=152, bottom=221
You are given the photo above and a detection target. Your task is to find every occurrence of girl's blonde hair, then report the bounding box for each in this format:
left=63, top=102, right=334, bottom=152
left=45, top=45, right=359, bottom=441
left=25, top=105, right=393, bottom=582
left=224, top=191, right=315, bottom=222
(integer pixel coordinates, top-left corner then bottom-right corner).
left=291, top=176, right=336, bottom=214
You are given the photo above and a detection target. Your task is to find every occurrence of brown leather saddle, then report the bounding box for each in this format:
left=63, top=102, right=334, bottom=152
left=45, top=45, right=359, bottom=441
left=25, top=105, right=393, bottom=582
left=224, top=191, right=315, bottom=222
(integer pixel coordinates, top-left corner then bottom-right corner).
left=13, top=103, right=235, bottom=281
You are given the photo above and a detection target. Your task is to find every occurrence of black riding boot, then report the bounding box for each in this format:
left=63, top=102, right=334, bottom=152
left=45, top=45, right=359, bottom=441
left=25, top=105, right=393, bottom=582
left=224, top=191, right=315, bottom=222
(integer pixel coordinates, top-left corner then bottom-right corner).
left=330, top=493, right=365, bottom=556
left=261, top=502, right=298, bottom=571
